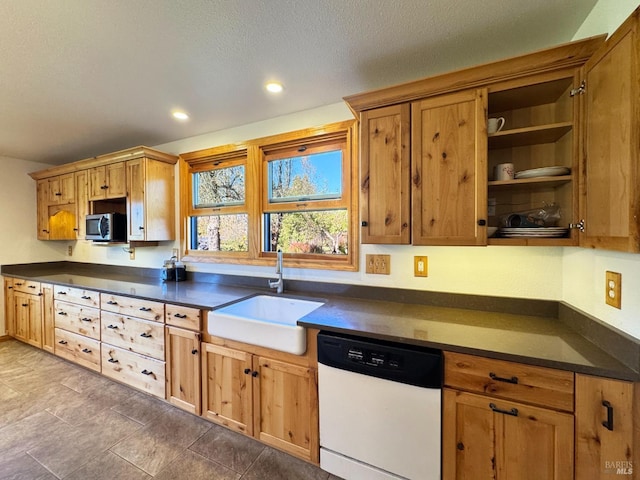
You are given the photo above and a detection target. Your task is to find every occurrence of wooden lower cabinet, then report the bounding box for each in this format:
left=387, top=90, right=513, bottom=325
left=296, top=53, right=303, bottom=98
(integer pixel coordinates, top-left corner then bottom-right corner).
left=54, top=328, right=101, bottom=372
left=443, top=388, right=574, bottom=480
left=575, top=374, right=638, bottom=479
left=14, top=291, right=42, bottom=348
left=41, top=283, right=54, bottom=353
left=165, top=325, right=201, bottom=415
left=102, top=344, right=165, bottom=398
left=202, top=342, right=319, bottom=463
left=4, top=277, right=15, bottom=337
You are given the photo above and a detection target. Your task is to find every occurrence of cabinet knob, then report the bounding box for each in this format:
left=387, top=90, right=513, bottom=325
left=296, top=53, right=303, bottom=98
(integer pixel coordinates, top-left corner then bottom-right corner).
left=457, top=442, right=465, bottom=451
left=138, top=226, right=145, bottom=230
left=477, top=219, right=487, bottom=226
left=251, top=371, right=259, bottom=378
left=361, top=221, right=368, bottom=227
left=191, top=349, right=198, bottom=355
left=244, top=368, right=251, bottom=375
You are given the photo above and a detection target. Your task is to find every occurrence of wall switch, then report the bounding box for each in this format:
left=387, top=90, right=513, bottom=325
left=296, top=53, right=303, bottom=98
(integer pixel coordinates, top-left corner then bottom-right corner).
left=605, top=271, right=621, bottom=309
left=172, top=248, right=179, bottom=259
left=129, top=247, right=135, bottom=261
left=67, top=245, right=73, bottom=256
left=365, top=254, right=391, bottom=275
left=414, top=256, right=428, bottom=277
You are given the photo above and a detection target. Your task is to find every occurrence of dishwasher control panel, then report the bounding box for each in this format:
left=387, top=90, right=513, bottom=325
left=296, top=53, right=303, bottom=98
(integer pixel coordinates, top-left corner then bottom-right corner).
left=318, top=331, right=442, bottom=388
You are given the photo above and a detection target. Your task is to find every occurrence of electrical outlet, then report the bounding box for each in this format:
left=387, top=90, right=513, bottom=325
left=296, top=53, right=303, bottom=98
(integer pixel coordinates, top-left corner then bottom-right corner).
left=67, top=245, right=73, bottom=256
left=365, top=254, right=391, bottom=275
left=414, top=256, right=428, bottom=277
left=605, top=271, right=621, bottom=309
left=172, top=248, right=179, bottom=259
left=129, top=247, right=135, bottom=261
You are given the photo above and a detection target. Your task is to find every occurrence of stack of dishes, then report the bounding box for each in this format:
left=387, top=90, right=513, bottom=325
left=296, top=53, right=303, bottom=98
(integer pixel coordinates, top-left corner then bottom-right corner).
left=500, top=227, right=569, bottom=238
left=514, top=166, right=570, bottom=179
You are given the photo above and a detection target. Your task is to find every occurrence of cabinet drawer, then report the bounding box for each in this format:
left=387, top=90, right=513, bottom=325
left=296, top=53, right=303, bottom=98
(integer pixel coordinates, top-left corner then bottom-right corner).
left=165, top=304, right=201, bottom=330
left=101, top=311, right=165, bottom=360
left=54, top=301, right=101, bottom=340
left=444, top=352, right=574, bottom=412
left=101, top=294, right=164, bottom=323
left=53, top=286, right=100, bottom=308
left=101, top=345, right=166, bottom=398
left=13, top=280, right=41, bottom=294
left=54, top=328, right=101, bottom=372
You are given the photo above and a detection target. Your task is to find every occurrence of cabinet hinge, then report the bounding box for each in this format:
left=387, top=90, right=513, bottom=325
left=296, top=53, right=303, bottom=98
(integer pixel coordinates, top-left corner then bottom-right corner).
left=569, top=219, right=585, bottom=232
left=570, top=81, right=586, bottom=97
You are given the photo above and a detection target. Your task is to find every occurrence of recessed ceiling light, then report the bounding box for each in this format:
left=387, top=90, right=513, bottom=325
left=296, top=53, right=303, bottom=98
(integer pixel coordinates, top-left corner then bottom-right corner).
left=172, top=111, right=189, bottom=121
left=265, top=82, right=284, bottom=93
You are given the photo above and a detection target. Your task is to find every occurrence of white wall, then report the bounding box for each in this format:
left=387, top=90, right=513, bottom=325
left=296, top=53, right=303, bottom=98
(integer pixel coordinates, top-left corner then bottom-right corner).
left=0, top=156, right=69, bottom=333
left=563, top=0, right=640, bottom=339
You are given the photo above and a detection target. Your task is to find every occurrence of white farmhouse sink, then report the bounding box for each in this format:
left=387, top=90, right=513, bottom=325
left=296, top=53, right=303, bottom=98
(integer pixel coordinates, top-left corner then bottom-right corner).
left=207, top=295, right=324, bottom=355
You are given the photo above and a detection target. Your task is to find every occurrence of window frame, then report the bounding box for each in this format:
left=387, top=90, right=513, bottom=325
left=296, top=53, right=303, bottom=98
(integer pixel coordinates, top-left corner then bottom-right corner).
left=179, top=120, right=358, bottom=271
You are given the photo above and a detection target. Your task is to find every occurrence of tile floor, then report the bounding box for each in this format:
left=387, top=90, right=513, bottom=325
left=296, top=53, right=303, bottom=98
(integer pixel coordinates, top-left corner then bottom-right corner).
left=0, top=340, right=342, bottom=480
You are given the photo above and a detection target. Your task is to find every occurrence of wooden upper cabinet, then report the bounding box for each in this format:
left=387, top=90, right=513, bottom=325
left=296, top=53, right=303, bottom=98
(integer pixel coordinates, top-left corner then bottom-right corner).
left=75, top=170, right=89, bottom=239
left=575, top=374, right=638, bottom=479
left=411, top=89, right=488, bottom=245
left=88, top=162, right=126, bottom=200
left=580, top=8, right=640, bottom=252
left=36, top=179, right=50, bottom=240
left=48, top=173, right=75, bottom=204
left=360, top=104, right=411, bottom=244
left=126, top=158, right=175, bottom=242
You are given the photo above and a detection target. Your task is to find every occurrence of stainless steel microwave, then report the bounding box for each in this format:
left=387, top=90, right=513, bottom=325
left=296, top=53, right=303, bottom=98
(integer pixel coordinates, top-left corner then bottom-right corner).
left=85, top=213, right=127, bottom=241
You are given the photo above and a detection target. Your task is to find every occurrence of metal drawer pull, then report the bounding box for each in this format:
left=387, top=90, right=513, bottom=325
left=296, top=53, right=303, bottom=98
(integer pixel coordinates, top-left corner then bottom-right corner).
left=57, top=291, right=66, bottom=294
left=602, top=400, right=614, bottom=431
left=28, top=285, right=36, bottom=289
left=15, top=282, right=23, bottom=286
left=489, top=372, right=519, bottom=384
left=81, top=295, right=91, bottom=300
left=58, top=311, right=68, bottom=316
left=108, top=358, right=119, bottom=364
left=58, top=340, right=68, bottom=345
left=107, top=301, right=118, bottom=305
left=82, top=348, right=92, bottom=354
left=21, top=303, right=28, bottom=307
left=141, top=369, right=153, bottom=376
left=139, top=307, right=152, bottom=312
left=107, top=325, right=118, bottom=329
left=80, top=317, right=92, bottom=322
left=140, top=332, right=152, bottom=338
left=489, top=403, right=518, bottom=417
left=173, top=313, right=187, bottom=319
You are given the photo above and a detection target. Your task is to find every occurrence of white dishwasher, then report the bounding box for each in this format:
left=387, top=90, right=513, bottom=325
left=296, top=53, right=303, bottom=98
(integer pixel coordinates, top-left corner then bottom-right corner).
left=318, top=331, right=442, bottom=480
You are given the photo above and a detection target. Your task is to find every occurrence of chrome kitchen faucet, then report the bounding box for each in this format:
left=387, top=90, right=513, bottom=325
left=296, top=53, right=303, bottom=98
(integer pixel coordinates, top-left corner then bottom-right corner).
left=268, top=249, right=284, bottom=294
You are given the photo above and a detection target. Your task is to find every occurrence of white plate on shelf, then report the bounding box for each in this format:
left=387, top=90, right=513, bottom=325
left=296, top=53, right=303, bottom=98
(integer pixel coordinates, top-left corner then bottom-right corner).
left=514, top=166, right=571, bottom=179
left=500, top=227, right=569, bottom=238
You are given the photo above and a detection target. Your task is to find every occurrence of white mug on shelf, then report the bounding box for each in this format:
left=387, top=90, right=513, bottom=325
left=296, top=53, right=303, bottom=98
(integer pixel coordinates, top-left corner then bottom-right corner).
left=494, top=163, right=515, bottom=181
left=488, top=117, right=506, bottom=134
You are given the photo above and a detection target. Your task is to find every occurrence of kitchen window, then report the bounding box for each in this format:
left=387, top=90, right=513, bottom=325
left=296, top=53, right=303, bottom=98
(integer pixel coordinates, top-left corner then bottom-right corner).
left=180, top=120, right=358, bottom=270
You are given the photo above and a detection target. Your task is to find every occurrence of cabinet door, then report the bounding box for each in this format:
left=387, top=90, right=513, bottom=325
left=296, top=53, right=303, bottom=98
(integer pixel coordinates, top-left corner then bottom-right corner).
left=36, top=179, right=50, bottom=240
left=41, top=283, right=54, bottom=353
left=16, top=291, right=42, bottom=349
left=443, top=389, right=574, bottom=480
left=13, top=291, right=29, bottom=342
left=254, top=357, right=319, bottom=463
left=4, top=277, right=15, bottom=336
left=166, top=326, right=201, bottom=415
left=575, top=374, right=637, bottom=479
left=88, top=166, right=106, bottom=200
left=412, top=89, right=488, bottom=245
left=105, top=162, right=126, bottom=198
left=360, top=104, right=411, bottom=244
left=48, top=173, right=75, bottom=205
left=580, top=11, right=640, bottom=252
left=126, top=158, right=146, bottom=241
left=75, top=170, right=89, bottom=239
left=201, top=343, right=254, bottom=435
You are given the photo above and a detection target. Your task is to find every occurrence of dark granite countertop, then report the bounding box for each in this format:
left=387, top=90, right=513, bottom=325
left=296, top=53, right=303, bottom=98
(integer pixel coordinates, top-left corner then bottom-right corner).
left=3, top=264, right=638, bottom=382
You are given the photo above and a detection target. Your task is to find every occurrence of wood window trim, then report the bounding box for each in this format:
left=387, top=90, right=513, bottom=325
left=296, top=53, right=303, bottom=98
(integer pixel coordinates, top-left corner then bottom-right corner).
left=179, top=120, right=359, bottom=272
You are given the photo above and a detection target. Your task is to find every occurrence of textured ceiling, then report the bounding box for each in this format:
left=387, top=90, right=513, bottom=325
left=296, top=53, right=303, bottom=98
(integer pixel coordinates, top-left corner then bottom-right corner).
left=0, top=0, right=599, bottom=164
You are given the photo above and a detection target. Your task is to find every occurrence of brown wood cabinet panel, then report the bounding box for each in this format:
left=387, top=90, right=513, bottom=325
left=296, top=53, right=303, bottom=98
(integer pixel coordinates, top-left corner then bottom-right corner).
left=360, top=104, right=411, bottom=244
left=75, top=169, right=90, bottom=239
left=101, top=294, right=164, bottom=323
left=48, top=173, right=75, bottom=205
left=580, top=10, right=640, bottom=252
left=89, top=163, right=126, bottom=200
left=165, top=326, right=201, bottom=415
left=101, top=311, right=165, bottom=359
left=54, top=285, right=100, bottom=308
left=575, top=374, right=638, bottom=479
left=101, top=344, right=165, bottom=398
left=54, top=301, right=101, bottom=340
left=412, top=89, right=488, bottom=245
left=41, top=283, right=55, bottom=354
left=443, top=388, right=574, bottom=480
left=54, top=328, right=101, bottom=372
left=254, top=356, right=319, bottom=463
left=4, top=278, right=15, bottom=337
left=201, top=342, right=254, bottom=435
left=165, top=304, right=201, bottom=330
left=445, top=351, right=574, bottom=412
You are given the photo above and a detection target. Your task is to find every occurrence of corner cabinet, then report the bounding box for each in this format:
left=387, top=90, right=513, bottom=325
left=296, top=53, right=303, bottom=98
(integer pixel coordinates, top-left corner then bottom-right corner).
left=579, top=9, right=640, bottom=253
left=347, top=9, right=640, bottom=252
